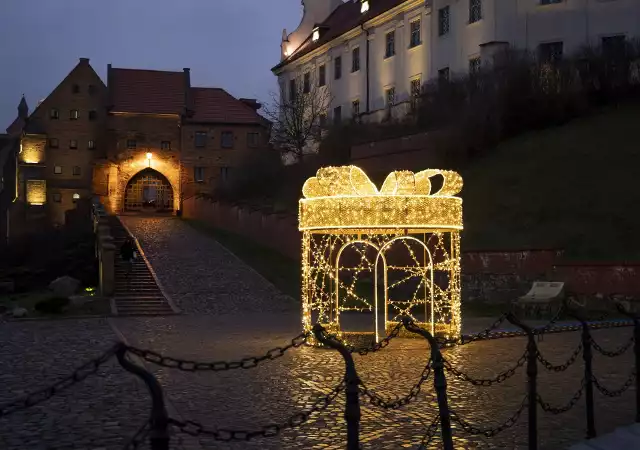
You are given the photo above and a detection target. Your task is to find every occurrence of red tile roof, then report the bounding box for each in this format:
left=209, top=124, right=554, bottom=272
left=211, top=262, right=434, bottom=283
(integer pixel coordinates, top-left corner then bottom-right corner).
left=109, top=68, right=186, bottom=115
left=272, top=0, right=408, bottom=71
left=189, top=88, right=264, bottom=125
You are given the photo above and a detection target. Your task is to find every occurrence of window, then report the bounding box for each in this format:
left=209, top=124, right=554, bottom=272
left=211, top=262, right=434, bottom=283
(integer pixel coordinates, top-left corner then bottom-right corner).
left=289, top=79, right=296, bottom=101
left=88, top=84, right=97, bottom=95
left=127, top=139, right=137, bottom=149
left=54, top=166, right=62, bottom=175
left=351, top=100, right=360, bottom=117
left=88, top=140, right=96, bottom=150
left=469, top=57, right=482, bottom=74
left=72, top=84, right=80, bottom=94
left=410, top=20, right=421, bottom=48
left=352, top=47, right=360, bottom=72
left=303, top=72, right=311, bottom=94
left=602, top=35, right=627, bottom=58
left=333, top=106, right=342, bottom=124
left=88, top=110, right=97, bottom=121
left=221, top=131, right=234, bottom=148
left=319, top=65, right=326, bottom=87
left=410, top=78, right=422, bottom=109
left=385, top=31, right=395, bottom=58
left=361, top=0, right=370, bottom=13
left=438, top=67, right=450, bottom=82
left=538, top=41, right=563, bottom=63
left=49, top=138, right=59, bottom=148
left=194, top=132, right=207, bottom=148
left=335, top=56, right=342, bottom=80
left=72, top=193, right=80, bottom=203
left=53, top=193, right=61, bottom=203
left=194, top=167, right=205, bottom=182
left=69, top=139, right=78, bottom=149
left=50, top=108, right=59, bottom=120
left=386, top=87, right=396, bottom=107
left=469, top=0, right=482, bottom=24
left=161, top=141, right=171, bottom=150
left=70, top=109, right=78, bottom=120
left=247, top=132, right=259, bottom=148
left=438, top=6, right=450, bottom=36
left=220, top=167, right=231, bottom=183
left=73, top=166, right=81, bottom=176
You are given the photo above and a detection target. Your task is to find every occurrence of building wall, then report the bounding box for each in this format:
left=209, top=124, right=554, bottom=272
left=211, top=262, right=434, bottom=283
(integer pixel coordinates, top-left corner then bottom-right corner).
left=276, top=0, right=640, bottom=126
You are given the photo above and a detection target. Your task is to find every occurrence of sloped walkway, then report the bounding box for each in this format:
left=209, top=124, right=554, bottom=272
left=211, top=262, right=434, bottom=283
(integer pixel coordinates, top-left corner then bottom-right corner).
left=569, top=424, right=640, bottom=449
left=108, top=215, right=177, bottom=316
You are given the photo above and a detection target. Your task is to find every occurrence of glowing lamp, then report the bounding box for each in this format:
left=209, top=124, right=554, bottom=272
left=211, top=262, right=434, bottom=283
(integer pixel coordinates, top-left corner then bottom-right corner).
left=298, top=166, right=464, bottom=344
left=312, top=28, right=320, bottom=42
left=361, top=0, right=370, bottom=13
left=146, top=152, right=153, bottom=160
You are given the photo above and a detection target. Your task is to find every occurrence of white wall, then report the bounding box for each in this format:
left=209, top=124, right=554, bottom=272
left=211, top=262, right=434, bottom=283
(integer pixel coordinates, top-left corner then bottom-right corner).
left=276, top=0, right=640, bottom=129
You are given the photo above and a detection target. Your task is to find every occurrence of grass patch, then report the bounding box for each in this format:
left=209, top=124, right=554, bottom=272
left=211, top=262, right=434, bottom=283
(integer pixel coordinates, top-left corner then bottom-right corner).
left=183, top=219, right=300, bottom=299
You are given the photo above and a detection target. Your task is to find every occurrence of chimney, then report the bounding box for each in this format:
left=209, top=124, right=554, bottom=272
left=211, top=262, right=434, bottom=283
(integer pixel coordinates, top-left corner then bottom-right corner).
left=239, top=98, right=261, bottom=111
left=106, top=64, right=113, bottom=111
left=79, top=57, right=90, bottom=64
left=183, top=68, right=193, bottom=117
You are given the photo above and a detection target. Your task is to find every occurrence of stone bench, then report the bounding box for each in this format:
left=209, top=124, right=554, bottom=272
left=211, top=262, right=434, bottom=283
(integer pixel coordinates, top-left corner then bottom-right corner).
left=515, top=281, right=564, bottom=318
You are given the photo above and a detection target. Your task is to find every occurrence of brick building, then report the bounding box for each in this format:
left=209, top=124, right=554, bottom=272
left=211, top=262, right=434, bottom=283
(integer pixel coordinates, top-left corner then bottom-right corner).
left=3, top=58, right=270, bottom=241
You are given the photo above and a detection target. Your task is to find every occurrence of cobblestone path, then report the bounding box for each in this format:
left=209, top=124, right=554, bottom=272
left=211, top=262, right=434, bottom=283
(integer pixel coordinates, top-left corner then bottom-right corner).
left=1, top=216, right=637, bottom=449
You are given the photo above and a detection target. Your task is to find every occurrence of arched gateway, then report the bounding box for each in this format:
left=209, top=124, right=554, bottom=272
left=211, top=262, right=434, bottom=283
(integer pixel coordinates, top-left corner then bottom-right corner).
left=124, top=168, right=174, bottom=212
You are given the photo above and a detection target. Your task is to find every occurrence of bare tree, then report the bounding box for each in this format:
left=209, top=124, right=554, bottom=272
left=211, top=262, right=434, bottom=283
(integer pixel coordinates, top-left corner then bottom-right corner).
left=264, top=76, right=332, bottom=162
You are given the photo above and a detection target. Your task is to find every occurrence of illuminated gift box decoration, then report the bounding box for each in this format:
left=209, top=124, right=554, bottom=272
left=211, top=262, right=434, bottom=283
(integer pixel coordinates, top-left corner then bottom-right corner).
left=299, top=166, right=463, bottom=342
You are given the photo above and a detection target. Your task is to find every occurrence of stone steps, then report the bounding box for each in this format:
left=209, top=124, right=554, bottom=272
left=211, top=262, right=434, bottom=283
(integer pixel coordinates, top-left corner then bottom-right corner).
left=108, top=215, right=177, bottom=317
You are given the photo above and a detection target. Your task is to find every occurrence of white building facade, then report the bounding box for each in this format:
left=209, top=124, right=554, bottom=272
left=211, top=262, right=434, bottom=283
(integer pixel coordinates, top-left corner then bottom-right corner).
left=272, top=0, right=640, bottom=123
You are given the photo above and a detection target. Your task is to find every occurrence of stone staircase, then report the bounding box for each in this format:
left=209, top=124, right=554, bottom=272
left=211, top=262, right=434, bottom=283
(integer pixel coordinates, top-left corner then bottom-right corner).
left=107, top=216, right=177, bottom=316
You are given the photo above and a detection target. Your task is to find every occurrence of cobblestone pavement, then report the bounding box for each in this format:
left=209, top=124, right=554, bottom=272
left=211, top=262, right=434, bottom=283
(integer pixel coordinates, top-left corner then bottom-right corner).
left=1, top=216, right=637, bottom=449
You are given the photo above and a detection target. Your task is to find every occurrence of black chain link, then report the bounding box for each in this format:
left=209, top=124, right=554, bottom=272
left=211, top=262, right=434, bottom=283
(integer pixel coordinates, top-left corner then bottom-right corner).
left=443, top=350, right=527, bottom=386
left=450, top=395, right=528, bottom=437
left=591, top=334, right=635, bottom=358
left=0, top=343, right=120, bottom=418
left=168, top=381, right=344, bottom=441
left=123, top=419, right=151, bottom=449
left=537, top=378, right=585, bottom=414
left=417, top=415, right=441, bottom=449
left=360, top=361, right=431, bottom=409
left=537, top=342, right=583, bottom=372
left=323, top=321, right=403, bottom=356
left=126, top=331, right=310, bottom=371
left=592, top=371, right=636, bottom=397
left=447, top=313, right=509, bottom=346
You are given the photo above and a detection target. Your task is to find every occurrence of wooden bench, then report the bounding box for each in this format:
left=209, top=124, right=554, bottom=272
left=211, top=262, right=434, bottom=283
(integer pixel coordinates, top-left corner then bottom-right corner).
left=515, top=281, right=565, bottom=319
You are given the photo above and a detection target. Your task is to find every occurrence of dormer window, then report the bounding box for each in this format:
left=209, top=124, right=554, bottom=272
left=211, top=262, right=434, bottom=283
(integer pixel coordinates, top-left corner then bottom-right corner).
left=361, top=0, right=370, bottom=13
left=312, top=27, right=320, bottom=42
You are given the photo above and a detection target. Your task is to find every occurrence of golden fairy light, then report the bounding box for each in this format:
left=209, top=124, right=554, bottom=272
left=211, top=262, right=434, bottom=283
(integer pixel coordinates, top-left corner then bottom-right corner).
left=299, top=166, right=463, bottom=343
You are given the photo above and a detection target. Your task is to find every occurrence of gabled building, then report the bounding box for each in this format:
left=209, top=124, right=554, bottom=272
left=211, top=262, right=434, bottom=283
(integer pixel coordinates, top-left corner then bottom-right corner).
left=4, top=58, right=269, bottom=238
left=273, top=0, right=640, bottom=124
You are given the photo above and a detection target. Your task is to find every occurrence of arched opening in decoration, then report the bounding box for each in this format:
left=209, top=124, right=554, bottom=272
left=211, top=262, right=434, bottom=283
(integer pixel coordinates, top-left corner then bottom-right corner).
left=124, top=168, right=174, bottom=213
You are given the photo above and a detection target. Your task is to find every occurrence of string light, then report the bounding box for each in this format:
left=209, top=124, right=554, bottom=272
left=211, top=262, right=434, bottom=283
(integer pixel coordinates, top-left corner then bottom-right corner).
left=299, top=166, right=464, bottom=344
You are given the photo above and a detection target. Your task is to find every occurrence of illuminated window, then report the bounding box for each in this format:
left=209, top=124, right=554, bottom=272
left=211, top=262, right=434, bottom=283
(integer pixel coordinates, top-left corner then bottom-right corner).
left=161, top=140, right=171, bottom=150
left=89, top=110, right=97, bottom=121
left=54, top=166, right=62, bottom=175
left=49, top=138, right=59, bottom=148
left=410, top=20, right=421, bottom=48
left=318, top=65, right=326, bottom=87
left=70, top=109, right=78, bottom=120
left=127, top=139, right=137, bottom=149
left=469, top=0, right=482, bottom=24
left=88, top=140, right=96, bottom=150
left=26, top=180, right=46, bottom=205
left=385, top=31, right=395, bottom=58
left=72, top=193, right=80, bottom=202
left=53, top=193, right=61, bottom=203
left=73, top=166, right=81, bottom=176
left=69, top=140, right=78, bottom=149
left=50, top=109, right=59, bottom=120
left=352, top=47, right=360, bottom=72
left=194, top=132, right=207, bottom=148
left=247, top=132, right=259, bottom=148
left=194, top=167, right=205, bottom=182
left=221, top=131, right=234, bottom=148
left=361, top=0, right=370, bottom=13
left=334, top=56, right=342, bottom=80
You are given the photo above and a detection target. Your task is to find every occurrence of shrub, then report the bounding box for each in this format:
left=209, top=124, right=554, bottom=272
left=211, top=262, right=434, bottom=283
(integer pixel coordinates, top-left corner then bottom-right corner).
left=35, top=297, right=70, bottom=315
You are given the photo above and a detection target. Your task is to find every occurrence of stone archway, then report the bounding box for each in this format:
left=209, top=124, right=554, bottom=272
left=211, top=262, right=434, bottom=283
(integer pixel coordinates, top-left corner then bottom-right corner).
left=123, top=168, right=174, bottom=213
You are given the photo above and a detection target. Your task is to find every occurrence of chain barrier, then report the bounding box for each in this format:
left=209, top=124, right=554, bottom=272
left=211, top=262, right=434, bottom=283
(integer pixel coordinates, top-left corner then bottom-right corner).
left=123, top=419, right=151, bottom=449
left=0, top=343, right=120, bottom=418
left=417, top=415, right=441, bottom=449
left=126, top=331, right=310, bottom=371
left=443, top=350, right=527, bottom=386
left=446, top=313, right=509, bottom=346
left=449, top=395, right=529, bottom=437
left=322, top=321, right=403, bottom=356
left=537, top=342, right=583, bottom=372
left=537, top=378, right=586, bottom=414
left=591, top=334, right=635, bottom=358
left=168, top=381, right=344, bottom=441
left=592, top=371, right=637, bottom=397
left=360, top=362, right=431, bottom=409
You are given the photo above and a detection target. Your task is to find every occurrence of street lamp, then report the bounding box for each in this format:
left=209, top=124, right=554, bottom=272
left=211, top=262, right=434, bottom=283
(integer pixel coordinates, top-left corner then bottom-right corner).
left=146, top=152, right=152, bottom=167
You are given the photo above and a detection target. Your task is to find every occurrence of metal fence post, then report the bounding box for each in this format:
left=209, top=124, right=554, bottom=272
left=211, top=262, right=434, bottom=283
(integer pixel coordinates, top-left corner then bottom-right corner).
left=402, top=318, right=454, bottom=450
left=565, top=304, right=596, bottom=439
left=615, top=302, right=640, bottom=422
left=506, top=312, right=538, bottom=450
left=312, top=324, right=361, bottom=450
left=116, top=345, right=170, bottom=450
